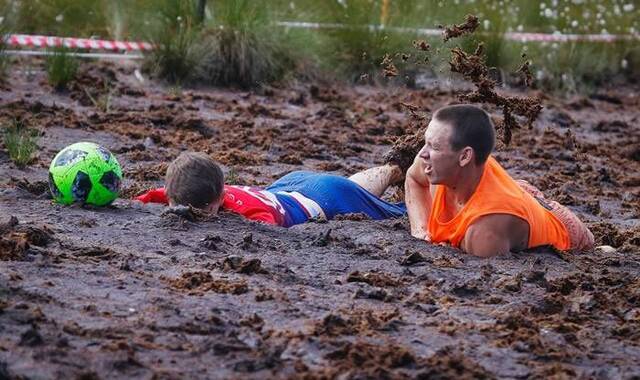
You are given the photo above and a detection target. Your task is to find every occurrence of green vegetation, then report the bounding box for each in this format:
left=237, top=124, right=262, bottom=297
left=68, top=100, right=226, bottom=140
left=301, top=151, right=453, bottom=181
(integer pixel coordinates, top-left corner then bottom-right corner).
left=2, top=120, right=39, bottom=168
left=143, top=0, right=312, bottom=87
left=143, top=0, right=205, bottom=85
left=1, top=0, right=638, bottom=92
left=84, top=83, right=114, bottom=113
left=201, top=0, right=309, bottom=88
left=312, top=1, right=423, bottom=83
left=45, top=47, right=78, bottom=90
left=0, top=4, right=11, bottom=81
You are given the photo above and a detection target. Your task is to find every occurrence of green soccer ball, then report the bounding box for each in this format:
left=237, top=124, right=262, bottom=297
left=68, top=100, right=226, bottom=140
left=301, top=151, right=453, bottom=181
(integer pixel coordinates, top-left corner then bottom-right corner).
left=48, top=142, right=123, bottom=206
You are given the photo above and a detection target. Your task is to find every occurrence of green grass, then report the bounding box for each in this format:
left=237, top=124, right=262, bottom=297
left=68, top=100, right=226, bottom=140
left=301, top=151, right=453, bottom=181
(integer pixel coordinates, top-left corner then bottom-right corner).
left=45, top=47, right=78, bottom=91
left=201, top=0, right=311, bottom=88
left=143, top=0, right=314, bottom=88
left=83, top=83, right=114, bottom=113
left=0, top=3, right=12, bottom=81
left=314, top=0, right=422, bottom=83
left=1, top=0, right=639, bottom=92
left=2, top=120, right=39, bottom=168
left=142, top=0, right=205, bottom=85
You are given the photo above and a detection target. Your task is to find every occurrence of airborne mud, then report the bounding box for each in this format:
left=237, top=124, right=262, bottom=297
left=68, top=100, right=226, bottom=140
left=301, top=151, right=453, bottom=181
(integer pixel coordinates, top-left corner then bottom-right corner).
left=1, top=57, right=639, bottom=379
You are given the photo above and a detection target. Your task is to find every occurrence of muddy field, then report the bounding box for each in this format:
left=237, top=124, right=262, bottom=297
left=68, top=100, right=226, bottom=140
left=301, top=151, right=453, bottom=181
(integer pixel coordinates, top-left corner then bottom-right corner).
left=1, top=58, right=640, bottom=379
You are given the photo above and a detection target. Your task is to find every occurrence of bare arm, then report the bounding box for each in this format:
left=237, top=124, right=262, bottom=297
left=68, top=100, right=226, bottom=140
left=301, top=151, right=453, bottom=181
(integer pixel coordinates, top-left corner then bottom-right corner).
left=460, top=214, right=529, bottom=257
left=405, top=157, right=433, bottom=240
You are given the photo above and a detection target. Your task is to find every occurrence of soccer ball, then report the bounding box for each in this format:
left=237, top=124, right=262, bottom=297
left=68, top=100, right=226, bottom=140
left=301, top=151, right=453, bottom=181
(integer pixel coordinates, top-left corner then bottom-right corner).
left=48, top=142, right=123, bottom=206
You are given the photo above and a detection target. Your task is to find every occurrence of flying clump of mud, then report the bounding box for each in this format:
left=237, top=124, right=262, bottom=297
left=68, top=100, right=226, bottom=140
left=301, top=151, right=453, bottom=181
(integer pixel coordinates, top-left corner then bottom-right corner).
left=445, top=18, right=542, bottom=145
left=442, top=14, right=480, bottom=42
left=385, top=14, right=541, bottom=165
left=381, top=53, right=399, bottom=78
left=516, top=57, right=534, bottom=87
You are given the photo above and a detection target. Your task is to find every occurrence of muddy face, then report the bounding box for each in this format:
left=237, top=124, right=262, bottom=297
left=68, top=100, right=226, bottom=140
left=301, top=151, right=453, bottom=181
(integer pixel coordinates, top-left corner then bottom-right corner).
left=419, top=119, right=465, bottom=185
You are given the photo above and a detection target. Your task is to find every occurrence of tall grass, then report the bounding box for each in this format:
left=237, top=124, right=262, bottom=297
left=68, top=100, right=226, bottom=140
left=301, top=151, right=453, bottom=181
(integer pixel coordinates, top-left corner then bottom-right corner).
left=1, top=0, right=639, bottom=92
left=143, top=0, right=205, bottom=85
left=202, top=0, right=312, bottom=88
left=45, top=46, right=78, bottom=90
left=316, top=0, right=419, bottom=83
left=143, top=0, right=313, bottom=88
left=0, top=3, right=11, bottom=81
left=2, top=119, right=39, bottom=168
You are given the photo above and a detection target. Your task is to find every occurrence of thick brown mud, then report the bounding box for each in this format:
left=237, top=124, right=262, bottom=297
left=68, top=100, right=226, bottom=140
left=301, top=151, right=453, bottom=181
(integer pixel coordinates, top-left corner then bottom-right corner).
left=0, top=58, right=639, bottom=379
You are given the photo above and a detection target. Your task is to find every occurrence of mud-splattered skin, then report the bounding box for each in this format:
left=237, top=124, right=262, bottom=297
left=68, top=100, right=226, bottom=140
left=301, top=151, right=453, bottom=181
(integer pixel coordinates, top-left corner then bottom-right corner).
left=1, top=57, right=639, bottom=379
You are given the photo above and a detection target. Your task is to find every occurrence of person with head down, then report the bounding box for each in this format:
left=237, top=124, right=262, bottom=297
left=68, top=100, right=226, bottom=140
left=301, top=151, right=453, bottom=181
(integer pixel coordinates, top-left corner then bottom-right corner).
left=135, top=152, right=407, bottom=227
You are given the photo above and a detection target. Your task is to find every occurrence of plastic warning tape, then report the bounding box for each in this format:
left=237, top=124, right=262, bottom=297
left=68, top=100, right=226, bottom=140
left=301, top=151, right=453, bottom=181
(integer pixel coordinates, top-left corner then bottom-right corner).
left=6, top=34, right=154, bottom=51
left=5, top=26, right=639, bottom=54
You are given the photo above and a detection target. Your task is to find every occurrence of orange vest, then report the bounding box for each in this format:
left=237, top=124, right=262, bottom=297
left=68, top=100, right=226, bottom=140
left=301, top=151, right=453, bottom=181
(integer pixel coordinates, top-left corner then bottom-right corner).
left=427, top=156, right=570, bottom=250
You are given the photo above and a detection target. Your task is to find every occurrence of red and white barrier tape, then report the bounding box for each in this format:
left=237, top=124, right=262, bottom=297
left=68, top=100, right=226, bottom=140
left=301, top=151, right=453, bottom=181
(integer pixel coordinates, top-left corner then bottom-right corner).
left=4, top=50, right=144, bottom=60
left=3, top=24, right=638, bottom=56
left=5, top=34, right=154, bottom=51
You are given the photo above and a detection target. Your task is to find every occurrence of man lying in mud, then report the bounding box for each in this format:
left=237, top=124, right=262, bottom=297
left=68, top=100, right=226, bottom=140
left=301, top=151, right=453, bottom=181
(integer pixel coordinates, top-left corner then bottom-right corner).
left=135, top=151, right=406, bottom=226
left=404, top=104, right=594, bottom=257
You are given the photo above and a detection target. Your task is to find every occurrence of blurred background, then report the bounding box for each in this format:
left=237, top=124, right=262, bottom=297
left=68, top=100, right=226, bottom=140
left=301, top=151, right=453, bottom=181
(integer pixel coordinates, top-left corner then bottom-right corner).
left=1, top=0, right=639, bottom=93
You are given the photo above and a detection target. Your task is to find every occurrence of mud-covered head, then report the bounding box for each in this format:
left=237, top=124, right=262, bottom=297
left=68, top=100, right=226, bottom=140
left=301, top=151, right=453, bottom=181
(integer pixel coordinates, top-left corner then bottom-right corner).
left=419, top=104, right=495, bottom=185
left=165, top=152, right=225, bottom=212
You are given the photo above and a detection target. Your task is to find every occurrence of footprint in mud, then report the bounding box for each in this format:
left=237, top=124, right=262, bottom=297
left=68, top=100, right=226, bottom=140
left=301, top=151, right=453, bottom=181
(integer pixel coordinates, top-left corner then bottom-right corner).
left=313, top=308, right=402, bottom=337
left=220, top=256, right=268, bottom=275
left=354, top=287, right=400, bottom=302
left=0, top=216, right=55, bottom=261
left=63, top=245, right=118, bottom=262
left=322, top=340, right=416, bottom=373
left=346, top=271, right=403, bottom=287
left=9, top=177, right=51, bottom=199
left=168, top=271, right=249, bottom=295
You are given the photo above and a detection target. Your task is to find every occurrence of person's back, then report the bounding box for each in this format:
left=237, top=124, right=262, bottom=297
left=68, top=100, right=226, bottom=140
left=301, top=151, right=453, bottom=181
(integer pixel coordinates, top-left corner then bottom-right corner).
left=136, top=151, right=407, bottom=226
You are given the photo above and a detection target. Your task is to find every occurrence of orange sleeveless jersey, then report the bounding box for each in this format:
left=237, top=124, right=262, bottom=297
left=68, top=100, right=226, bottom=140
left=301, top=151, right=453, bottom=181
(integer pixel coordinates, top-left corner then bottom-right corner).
left=427, top=156, right=570, bottom=250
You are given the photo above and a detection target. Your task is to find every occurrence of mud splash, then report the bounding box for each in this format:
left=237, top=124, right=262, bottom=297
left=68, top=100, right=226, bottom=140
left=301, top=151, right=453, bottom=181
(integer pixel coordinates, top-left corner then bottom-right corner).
left=442, top=14, right=480, bottom=42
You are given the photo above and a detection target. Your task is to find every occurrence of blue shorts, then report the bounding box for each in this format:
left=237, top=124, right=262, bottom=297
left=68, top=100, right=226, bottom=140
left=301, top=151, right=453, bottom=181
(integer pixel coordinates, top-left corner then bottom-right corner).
left=266, top=171, right=406, bottom=226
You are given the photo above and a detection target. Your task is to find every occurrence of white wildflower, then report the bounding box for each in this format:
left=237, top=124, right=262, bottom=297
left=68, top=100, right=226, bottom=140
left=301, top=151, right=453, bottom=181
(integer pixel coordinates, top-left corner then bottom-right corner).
left=55, top=14, right=63, bottom=22
left=623, top=4, right=634, bottom=12
left=571, top=20, right=579, bottom=27
left=621, top=59, right=628, bottom=69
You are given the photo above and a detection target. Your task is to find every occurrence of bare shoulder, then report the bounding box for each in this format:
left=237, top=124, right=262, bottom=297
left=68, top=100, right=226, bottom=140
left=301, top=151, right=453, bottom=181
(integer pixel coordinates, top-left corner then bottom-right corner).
left=462, top=214, right=530, bottom=257
left=469, top=214, right=526, bottom=232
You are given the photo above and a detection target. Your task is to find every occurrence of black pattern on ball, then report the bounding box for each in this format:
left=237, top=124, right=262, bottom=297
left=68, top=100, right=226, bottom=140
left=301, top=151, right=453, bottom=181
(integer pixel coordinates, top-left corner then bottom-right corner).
left=96, top=146, right=111, bottom=162
left=48, top=172, right=63, bottom=199
left=55, top=149, right=87, bottom=167
left=71, top=171, right=92, bottom=202
left=100, top=171, right=121, bottom=193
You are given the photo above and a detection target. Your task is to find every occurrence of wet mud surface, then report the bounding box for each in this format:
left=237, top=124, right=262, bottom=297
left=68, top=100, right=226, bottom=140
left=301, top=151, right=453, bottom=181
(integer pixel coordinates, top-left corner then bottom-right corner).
left=1, top=58, right=640, bottom=379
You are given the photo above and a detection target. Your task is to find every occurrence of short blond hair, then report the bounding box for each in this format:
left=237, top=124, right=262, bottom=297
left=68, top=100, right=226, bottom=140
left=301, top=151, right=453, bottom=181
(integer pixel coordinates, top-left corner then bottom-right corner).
left=165, top=152, right=224, bottom=209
